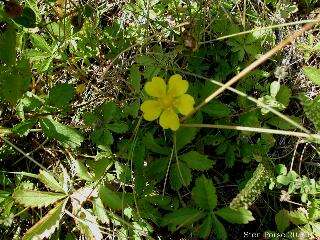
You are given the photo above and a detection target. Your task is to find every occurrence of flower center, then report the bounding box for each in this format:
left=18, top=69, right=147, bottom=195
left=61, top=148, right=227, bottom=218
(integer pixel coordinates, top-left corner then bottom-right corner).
left=160, top=95, right=174, bottom=109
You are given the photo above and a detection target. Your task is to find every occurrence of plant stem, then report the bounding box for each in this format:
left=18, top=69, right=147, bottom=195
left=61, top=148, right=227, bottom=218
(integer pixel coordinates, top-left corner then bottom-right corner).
left=181, top=124, right=319, bottom=140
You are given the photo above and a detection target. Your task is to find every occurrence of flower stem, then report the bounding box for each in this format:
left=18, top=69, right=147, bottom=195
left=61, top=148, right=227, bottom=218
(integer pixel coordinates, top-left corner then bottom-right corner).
left=181, top=123, right=319, bottom=140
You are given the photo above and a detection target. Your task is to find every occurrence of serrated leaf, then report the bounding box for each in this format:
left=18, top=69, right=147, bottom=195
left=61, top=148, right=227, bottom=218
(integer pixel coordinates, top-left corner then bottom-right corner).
left=22, top=199, right=67, bottom=240
left=212, top=214, right=227, bottom=240
left=198, top=215, right=212, bottom=238
left=192, top=175, right=217, bottom=210
left=91, top=128, right=114, bottom=146
left=12, top=119, right=37, bottom=136
left=48, top=83, right=75, bottom=108
left=202, top=100, right=231, bottom=117
left=170, top=162, right=192, bottom=190
left=106, top=122, right=128, bottom=133
left=288, top=209, right=309, bottom=225
left=215, top=207, right=254, bottom=224
left=129, top=64, right=141, bottom=92
left=101, top=101, right=116, bottom=122
left=161, top=208, right=204, bottom=231
left=276, top=85, right=292, bottom=107
left=13, top=189, right=66, bottom=208
left=99, top=186, right=124, bottom=210
left=38, top=170, right=65, bottom=193
left=71, top=158, right=93, bottom=181
left=275, top=209, right=290, bottom=233
left=0, top=59, right=32, bottom=105
left=93, top=197, right=109, bottom=224
left=270, top=81, right=280, bottom=98
left=303, top=66, right=320, bottom=86
left=180, top=151, right=214, bottom=170
left=143, top=132, right=170, bottom=155
left=40, top=116, right=84, bottom=149
left=0, top=24, right=16, bottom=65
left=30, top=34, right=51, bottom=52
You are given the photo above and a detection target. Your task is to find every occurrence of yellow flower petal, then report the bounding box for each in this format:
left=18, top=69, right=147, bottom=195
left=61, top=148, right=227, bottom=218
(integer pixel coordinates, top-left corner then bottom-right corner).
left=159, top=109, right=180, bottom=131
left=144, top=77, right=166, bottom=97
left=174, top=94, right=195, bottom=115
left=141, top=100, right=162, bottom=121
left=168, top=74, right=188, bottom=97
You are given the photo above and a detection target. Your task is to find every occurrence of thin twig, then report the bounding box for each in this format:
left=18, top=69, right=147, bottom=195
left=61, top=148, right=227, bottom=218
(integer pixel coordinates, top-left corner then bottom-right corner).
left=181, top=124, right=319, bottom=140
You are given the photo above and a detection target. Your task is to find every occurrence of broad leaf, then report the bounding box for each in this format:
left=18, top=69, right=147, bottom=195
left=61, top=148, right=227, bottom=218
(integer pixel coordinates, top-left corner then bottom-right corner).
left=212, top=214, right=227, bottom=240
left=0, top=24, right=16, bottom=65
left=38, top=170, right=65, bottom=193
left=93, top=197, right=109, bottom=224
left=197, top=215, right=212, bottom=239
left=23, top=199, right=67, bottom=240
left=215, top=207, right=254, bottom=224
left=40, top=116, right=84, bottom=148
left=192, top=175, right=217, bottom=210
left=13, top=189, right=66, bottom=208
left=275, top=209, right=290, bottom=233
left=181, top=151, right=214, bottom=170
left=170, top=162, right=192, bottom=190
left=48, top=83, right=75, bottom=108
left=99, top=186, right=124, bottom=210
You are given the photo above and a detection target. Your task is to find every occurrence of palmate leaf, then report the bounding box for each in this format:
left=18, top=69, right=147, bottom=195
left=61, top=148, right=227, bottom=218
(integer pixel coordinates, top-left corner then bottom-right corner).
left=23, top=199, right=67, bottom=240
left=13, top=189, right=67, bottom=208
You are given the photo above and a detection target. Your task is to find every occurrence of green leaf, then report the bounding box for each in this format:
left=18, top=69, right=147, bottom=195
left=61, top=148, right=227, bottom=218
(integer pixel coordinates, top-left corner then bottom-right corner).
left=12, top=189, right=66, bottom=208
left=180, top=151, right=214, bottom=170
left=0, top=24, right=16, bottom=65
left=129, top=64, right=141, bottom=92
left=276, top=85, right=292, bottom=107
left=101, top=101, right=116, bottom=122
left=22, top=199, right=67, bottom=240
left=212, top=214, right=227, bottom=240
left=99, top=186, right=124, bottom=210
left=38, top=170, right=65, bottom=193
left=88, top=151, right=113, bottom=180
left=106, top=122, right=128, bottom=133
left=303, top=66, right=320, bottom=86
left=12, top=119, right=37, bottom=136
left=270, top=81, right=280, bottom=98
left=202, top=100, right=231, bottom=117
left=14, top=7, right=36, bottom=28
left=143, top=132, right=170, bottom=155
left=161, top=208, right=204, bottom=231
left=0, top=59, right=32, bottom=105
left=93, top=197, right=109, bottom=224
left=288, top=209, right=309, bottom=225
left=71, top=158, right=93, bottom=181
left=30, top=34, right=51, bottom=52
left=215, top=207, right=255, bottom=224
left=192, top=175, right=217, bottom=210
left=48, top=83, right=75, bottom=108
left=275, top=209, right=290, bottom=233
left=91, top=128, right=113, bottom=146
left=197, top=215, right=212, bottom=239
left=136, top=55, right=154, bottom=66
left=170, top=162, right=192, bottom=190
left=40, top=117, right=84, bottom=148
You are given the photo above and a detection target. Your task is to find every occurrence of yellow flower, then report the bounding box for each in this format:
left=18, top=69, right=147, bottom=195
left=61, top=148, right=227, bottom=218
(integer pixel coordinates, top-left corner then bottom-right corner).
left=140, top=74, right=195, bottom=131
